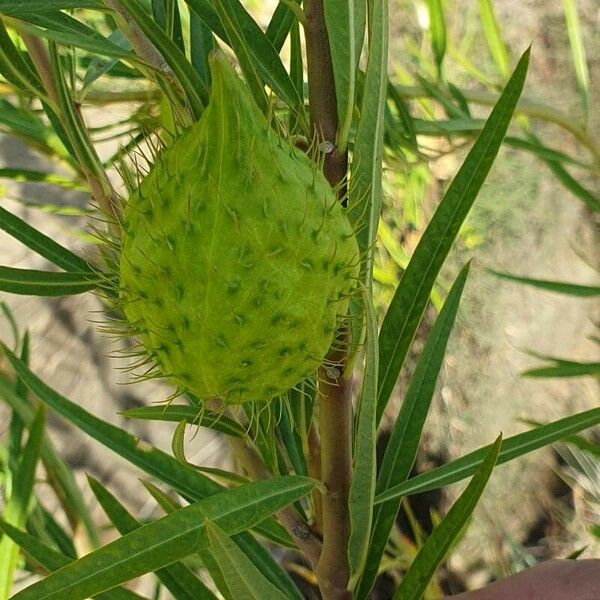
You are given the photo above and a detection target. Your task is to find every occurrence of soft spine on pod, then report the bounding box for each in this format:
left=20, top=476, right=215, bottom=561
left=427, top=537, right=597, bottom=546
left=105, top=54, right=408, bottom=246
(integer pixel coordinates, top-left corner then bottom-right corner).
left=118, top=52, right=359, bottom=405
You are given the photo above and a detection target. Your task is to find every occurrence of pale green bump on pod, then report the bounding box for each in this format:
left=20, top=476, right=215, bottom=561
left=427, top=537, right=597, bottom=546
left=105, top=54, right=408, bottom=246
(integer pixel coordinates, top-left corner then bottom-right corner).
left=119, top=52, right=359, bottom=404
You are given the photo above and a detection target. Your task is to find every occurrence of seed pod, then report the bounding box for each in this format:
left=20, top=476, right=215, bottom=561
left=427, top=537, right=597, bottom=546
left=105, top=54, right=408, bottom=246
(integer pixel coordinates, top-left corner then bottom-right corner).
left=119, top=53, right=358, bottom=404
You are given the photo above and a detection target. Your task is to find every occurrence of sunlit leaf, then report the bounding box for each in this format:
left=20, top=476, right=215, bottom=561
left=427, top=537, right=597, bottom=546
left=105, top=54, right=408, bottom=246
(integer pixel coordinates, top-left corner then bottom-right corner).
left=478, top=0, right=510, bottom=79
left=0, top=407, right=45, bottom=600
left=562, top=0, right=589, bottom=120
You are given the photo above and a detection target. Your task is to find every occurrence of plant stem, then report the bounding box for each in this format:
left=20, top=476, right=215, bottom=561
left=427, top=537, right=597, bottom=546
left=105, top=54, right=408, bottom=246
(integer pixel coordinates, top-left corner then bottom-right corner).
left=307, top=422, right=323, bottom=532
left=227, top=437, right=322, bottom=570
left=104, top=0, right=172, bottom=78
left=18, top=32, right=122, bottom=228
left=316, top=368, right=353, bottom=600
left=303, top=0, right=347, bottom=188
left=303, top=0, right=353, bottom=597
left=17, top=31, right=58, bottom=107
left=103, top=0, right=193, bottom=125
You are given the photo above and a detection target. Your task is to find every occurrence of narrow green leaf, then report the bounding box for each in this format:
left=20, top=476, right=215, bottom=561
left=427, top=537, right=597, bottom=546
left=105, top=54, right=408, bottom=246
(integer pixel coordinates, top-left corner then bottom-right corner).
left=181, top=0, right=225, bottom=40
left=6, top=332, right=28, bottom=485
left=5, top=11, right=131, bottom=60
left=426, top=0, right=446, bottom=76
left=387, top=81, right=417, bottom=150
left=35, top=504, right=77, bottom=561
left=503, top=136, right=590, bottom=169
left=562, top=0, right=589, bottom=120
left=13, top=477, right=315, bottom=600
left=81, top=30, right=133, bottom=95
left=48, top=42, right=107, bottom=185
left=532, top=135, right=600, bottom=212
left=0, top=406, right=45, bottom=600
left=348, top=0, right=389, bottom=286
left=0, top=266, right=100, bottom=296
left=152, top=0, right=185, bottom=52
left=0, top=21, right=45, bottom=98
left=377, top=48, right=530, bottom=423
left=0, top=302, right=19, bottom=350
left=115, top=0, right=206, bottom=117
left=0, top=378, right=100, bottom=549
left=88, top=476, right=218, bottom=600
left=11, top=477, right=313, bottom=600
left=0, top=521, right=146, bottom=600
left=183, top=0, right=303, bottom=115
left=189, top=8, right=215, bottom=88
left=489, top=270, right=600, bottom=297
left=348, top=290, right=379, bottom=587
left=0, top=168, right=84, bottom=190
left=140, top=480, right=301, bottom=600
left=375, top=406, right=600, bottom=503
left=447, top=82, right=472, bottom=117
left=288, top=19, right=304, bottom=132
left=0, top=1, right=103, bottom=9
left=202, top=521, right=289, bottom=600
left=416, top=76, right=465, bottom=120
left=171, top=419, right=188, bottom=464
left=0, top=99, right=69, bottom=160
left=478, top=0, right=510, bottom=79
left=121, top=404, right=245, bottom=437
left=275, top=397, right=307, bottom=477
left=243, top=403, right=279, bottom=474
left=141, top=480, right=182, bottom=514
left=0, top=205, right=94, bottom=274
left=323, top=0, right=366, bottom=151
left=566, top=546, right=587, bottom=560
left=265, top=2, right=297, bottom=51
left=358, top=263, right=470, bottom=599
left=523, top=360, right=600, bottom=379
left=39, top=101, right=79, bottom=166
left=210, top=0, right=268, bottom=114
left=0, top=347, right=292, bottom=548
left=393, top=436, right=502, bottom=600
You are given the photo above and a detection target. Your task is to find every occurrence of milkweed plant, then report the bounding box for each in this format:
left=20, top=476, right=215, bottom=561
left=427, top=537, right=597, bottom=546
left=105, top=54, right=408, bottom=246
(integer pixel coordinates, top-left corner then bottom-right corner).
left=0, top=1, right=598, bottom=600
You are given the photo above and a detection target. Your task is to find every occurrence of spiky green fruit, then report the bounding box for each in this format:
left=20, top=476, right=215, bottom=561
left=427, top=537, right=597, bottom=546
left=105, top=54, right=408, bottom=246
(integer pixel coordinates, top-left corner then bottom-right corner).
left=119, top=53, right=358, bottom=404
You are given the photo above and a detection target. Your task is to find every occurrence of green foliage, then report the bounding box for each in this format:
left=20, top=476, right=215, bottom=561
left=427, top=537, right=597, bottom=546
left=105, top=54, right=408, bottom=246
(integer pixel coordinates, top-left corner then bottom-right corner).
left=0, top=2, right=596, bottom=599
left=377, top=48, right=530, bottom=423
left=393, top=436, right=502, bottom=600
